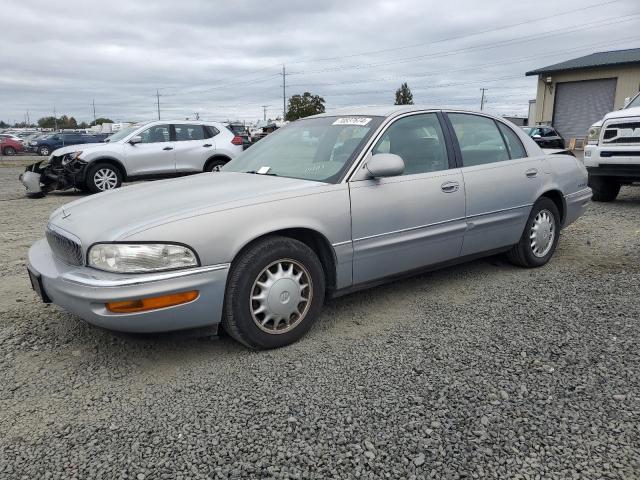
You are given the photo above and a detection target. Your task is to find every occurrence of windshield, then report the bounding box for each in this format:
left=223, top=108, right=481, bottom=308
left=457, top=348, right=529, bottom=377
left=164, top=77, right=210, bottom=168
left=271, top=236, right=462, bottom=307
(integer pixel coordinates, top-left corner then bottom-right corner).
left=104, top=124, right=142, bottom=143
left=222, top=116, right=383, bottom=183
left=625, top=92, right=640, bottom=109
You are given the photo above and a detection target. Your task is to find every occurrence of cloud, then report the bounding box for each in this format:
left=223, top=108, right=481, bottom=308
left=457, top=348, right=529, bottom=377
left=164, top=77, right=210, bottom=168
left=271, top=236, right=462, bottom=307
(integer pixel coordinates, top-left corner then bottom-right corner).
left=1, top=0, right=638, bottom=124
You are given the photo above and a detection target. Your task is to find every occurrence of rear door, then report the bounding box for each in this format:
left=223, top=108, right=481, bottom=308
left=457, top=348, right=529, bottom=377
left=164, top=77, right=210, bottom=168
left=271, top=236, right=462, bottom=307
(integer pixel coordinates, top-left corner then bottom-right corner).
left=445, top=112, right=542, bottom=256
left=349, top=112, right=466, bottom=284
left=123, top=124, right=175, bottom=176
left=172, top=124, right=216, bottom=172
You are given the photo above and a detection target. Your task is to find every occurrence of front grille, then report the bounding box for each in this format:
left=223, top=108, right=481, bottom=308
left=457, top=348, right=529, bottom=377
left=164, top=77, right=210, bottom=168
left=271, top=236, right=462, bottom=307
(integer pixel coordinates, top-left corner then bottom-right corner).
left=602, top=120, right=640, bottom=144
left=46, top=227, right=83, bottom=266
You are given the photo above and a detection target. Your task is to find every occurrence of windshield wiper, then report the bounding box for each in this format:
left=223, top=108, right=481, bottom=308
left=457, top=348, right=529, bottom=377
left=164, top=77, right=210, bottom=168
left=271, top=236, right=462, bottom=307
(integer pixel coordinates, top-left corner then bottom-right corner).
left=243, top=170, right=279, bottom=176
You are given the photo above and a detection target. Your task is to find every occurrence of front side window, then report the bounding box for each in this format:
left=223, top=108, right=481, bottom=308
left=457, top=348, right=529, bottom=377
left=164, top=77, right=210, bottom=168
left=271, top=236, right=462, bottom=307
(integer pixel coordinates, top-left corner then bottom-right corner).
left=372, top=113, right=449, bottom=175
left=139, top=124, right=170, bottom=143
left=222, top=116, right=383, bottom=183
left=497, top=123, right=527, bottom=159
left=448, top=113, right=509, bottom=167
left=174, top=124, right=206, bottom=141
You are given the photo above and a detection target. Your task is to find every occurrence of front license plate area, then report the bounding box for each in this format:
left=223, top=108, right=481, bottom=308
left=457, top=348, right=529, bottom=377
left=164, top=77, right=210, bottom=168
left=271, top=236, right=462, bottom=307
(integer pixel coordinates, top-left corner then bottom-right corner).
left=28, top=268, right=51, bottom=303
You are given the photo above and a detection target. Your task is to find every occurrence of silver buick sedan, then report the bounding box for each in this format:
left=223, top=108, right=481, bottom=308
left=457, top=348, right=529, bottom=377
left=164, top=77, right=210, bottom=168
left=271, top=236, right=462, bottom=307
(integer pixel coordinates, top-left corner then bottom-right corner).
left=27, top=107, right=592, bottom=349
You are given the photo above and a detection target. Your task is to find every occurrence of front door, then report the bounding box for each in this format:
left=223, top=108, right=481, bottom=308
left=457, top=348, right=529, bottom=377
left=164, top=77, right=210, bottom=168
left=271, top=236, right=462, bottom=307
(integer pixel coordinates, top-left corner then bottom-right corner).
left=349, top=112, right=467, bottom=284
left=124, top=123, right=175, bottom=176
left=445, top=112, right=543, bottom=256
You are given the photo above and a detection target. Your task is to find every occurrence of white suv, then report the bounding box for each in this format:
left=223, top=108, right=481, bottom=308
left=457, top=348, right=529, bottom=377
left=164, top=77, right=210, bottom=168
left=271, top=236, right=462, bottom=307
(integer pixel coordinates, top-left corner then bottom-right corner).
left=20, top=120, right=243, bottom=196
left=584, top=92, right=640, bottom=201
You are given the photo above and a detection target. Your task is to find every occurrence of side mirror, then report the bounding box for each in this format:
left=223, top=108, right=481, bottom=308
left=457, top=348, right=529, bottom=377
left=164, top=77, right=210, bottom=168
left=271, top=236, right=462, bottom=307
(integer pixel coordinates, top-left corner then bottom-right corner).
left=129, top=135, right=142, bottom=145
left=532, top=134, right=542, bottom=139
left=365, top=153, right=404, bottom=178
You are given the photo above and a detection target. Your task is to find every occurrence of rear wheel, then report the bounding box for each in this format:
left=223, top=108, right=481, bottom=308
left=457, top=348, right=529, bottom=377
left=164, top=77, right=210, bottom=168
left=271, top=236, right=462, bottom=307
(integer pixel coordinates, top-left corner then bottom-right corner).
left=3, top=147, right=16, bottom=156
left=204, top=157, right=228, bottom=172
left=588, top=175, right=620, bottom=202
left=85, top=162, right=122, bottom=193
left=222, top=236, right=326, bottom=350
left=507, top=197, right=560, bottom=268
left=38, top=146, right=51, bottom=156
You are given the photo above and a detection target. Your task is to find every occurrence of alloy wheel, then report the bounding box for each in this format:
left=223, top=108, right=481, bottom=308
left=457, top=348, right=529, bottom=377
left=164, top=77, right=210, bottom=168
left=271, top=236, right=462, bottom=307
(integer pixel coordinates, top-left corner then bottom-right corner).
left=250, top=259, right=313, bottom=334
left=93, top=168, right=118, bottom=191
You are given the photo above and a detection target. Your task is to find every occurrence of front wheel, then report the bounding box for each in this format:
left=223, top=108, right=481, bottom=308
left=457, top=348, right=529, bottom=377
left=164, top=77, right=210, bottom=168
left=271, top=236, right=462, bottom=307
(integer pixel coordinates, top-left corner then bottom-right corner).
left=85, top=163, right=122, bottom=193
left=507, top=197, right=560, bottom=268
left=588, top=175, right=620, bottom=202
left=222, top=236, right=326, bottom=349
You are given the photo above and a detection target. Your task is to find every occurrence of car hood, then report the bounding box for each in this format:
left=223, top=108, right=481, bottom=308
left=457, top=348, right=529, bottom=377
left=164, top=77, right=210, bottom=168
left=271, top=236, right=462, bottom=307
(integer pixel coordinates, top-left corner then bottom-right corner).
left=48, top=172, right=327, bottom=244
left=602, top=105, right=640, bottom=121
left=51, top=142, right=110, bottom=156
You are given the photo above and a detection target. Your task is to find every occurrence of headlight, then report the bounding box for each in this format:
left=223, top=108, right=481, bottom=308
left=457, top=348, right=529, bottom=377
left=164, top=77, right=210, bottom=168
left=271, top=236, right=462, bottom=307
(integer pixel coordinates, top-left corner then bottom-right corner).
left=88, top=243, right=199, bottom=273
left=61, top=151, right=82, bottom=166
left=587, top=126, right=601, bottom=145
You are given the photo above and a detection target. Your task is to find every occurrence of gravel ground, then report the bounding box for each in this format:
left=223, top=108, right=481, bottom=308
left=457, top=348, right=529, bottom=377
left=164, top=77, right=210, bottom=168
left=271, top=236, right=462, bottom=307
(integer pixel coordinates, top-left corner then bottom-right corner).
left=1, top=165, right=639, bottom=479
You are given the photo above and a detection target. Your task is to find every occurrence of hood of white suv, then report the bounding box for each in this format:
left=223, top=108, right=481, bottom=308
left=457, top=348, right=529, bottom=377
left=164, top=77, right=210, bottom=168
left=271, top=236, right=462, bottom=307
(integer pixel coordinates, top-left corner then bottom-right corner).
left=50, top=142, right=112, bottom=157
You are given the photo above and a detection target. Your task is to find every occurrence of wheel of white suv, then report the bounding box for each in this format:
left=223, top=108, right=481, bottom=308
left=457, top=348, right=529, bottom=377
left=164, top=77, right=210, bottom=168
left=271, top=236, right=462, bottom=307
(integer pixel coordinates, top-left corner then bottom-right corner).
left=222, top=236, right=326, bottom=350
left=588, top=175, right=620, bottom=202
left=507, top=197, right=560, bottom=268
left=85, top=162, right=123, bottom=193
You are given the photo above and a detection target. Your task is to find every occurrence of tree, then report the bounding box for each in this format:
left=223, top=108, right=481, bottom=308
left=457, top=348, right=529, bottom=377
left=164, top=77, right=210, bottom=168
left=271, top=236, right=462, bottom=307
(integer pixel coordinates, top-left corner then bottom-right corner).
left=285, top=92, right=325, bottom=121
left=37, top=115, right=79, bottom=129
left=90, top=117, right=114, bottom=126
left=0, top=120, right=8, bottom=129
left=78, top=121, right=89, bottom=129
left=394, top=82, right=414, bottom=105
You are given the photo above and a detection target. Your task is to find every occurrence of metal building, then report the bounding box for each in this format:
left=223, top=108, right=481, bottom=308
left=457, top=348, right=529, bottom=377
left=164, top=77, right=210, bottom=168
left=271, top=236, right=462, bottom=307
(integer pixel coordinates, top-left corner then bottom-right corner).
left=526, top=48, right=640, bottom=141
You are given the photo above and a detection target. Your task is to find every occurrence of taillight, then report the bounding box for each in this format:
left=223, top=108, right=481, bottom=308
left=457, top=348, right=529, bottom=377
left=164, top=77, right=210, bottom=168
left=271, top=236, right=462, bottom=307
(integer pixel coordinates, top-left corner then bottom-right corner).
left=231, top=135, right=243, bottom=146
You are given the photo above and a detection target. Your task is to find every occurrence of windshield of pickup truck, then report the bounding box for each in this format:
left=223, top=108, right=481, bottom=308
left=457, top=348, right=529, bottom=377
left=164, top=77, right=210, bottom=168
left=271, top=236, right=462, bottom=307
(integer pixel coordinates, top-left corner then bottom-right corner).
left=222, top=116, right=383, bottom=183
left=625, top=93, right=640, bottom=109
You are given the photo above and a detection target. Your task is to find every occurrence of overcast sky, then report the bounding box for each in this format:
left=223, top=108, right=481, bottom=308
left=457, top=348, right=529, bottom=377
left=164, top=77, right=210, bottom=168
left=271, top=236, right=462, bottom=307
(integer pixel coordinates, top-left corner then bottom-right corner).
left=1, top=0, right=639, bottom=125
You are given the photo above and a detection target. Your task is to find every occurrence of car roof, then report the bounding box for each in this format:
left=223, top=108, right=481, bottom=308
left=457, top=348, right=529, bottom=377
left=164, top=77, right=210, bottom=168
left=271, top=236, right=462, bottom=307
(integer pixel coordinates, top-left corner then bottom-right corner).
left=311, top=106, right=514, bottom=121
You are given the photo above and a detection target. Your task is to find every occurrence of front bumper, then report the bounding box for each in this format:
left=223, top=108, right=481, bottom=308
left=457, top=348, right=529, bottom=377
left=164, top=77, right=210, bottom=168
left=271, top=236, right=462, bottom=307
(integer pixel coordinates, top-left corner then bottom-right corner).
left=28, top=239, right=229, bottom=333
left=19, top=170, right=44, bottom=194
left=563, top=187, right=592, bottom=227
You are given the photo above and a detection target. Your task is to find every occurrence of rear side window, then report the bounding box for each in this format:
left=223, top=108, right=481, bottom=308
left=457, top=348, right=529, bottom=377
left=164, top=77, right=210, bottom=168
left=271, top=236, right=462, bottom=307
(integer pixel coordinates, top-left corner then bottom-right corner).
left=448, top=113, right=509, bottom=167
left=174, top=125, right=206, bottom=141
left=497, top=123, right=527, bottom=159
left=204, top=125, right=219, bottom=138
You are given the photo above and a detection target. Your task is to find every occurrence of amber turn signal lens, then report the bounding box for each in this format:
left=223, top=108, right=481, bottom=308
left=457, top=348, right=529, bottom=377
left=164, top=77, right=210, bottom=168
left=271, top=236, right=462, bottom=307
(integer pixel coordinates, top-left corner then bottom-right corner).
left=106, top=290, right=199, bottom=313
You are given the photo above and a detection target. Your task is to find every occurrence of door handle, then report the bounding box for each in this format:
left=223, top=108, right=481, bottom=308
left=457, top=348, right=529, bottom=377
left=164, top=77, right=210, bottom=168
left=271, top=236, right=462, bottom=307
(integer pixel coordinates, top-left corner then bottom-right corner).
left=525, top=168, right=538, bottom=178
left=163, top=146, right=174, bottom=151
left=203, top=144, right=212, bottom=148
left=441, top=181, right=459, bottom=193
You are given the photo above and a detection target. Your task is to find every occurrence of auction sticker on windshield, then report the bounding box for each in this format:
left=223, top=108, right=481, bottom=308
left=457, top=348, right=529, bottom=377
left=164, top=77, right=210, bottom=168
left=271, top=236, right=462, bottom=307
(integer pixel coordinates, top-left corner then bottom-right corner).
left=332, top=117, right=372, bottom=126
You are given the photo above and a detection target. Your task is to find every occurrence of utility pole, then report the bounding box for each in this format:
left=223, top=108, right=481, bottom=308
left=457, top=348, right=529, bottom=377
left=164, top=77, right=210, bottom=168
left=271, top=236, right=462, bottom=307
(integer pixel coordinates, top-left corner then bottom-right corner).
left=480, top=88, right=487, bottom=111
left=261, top=105, right=269, bottom=121
left=282, top=65, right=287, bottom=120
left=92, top=99, right=97, bottom=125
left=53, top=105, right=57, bottom=131
left=156, top=90, right=161, bottom=120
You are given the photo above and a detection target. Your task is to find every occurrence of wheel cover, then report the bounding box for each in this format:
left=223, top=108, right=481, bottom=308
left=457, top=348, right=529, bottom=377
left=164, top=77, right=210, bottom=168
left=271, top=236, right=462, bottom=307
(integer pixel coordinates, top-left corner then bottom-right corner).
left=41, top=147, right=49, bottom=155
left=530, top=209, right=556, bottom=258
left=94, top=168, right=118, bottom=190
left=250, top=259, right=313, bottom=335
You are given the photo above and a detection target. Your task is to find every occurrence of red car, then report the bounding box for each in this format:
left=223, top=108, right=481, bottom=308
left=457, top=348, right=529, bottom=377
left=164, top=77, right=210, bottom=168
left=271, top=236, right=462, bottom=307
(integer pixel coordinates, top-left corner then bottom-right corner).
left=0, top=136, right=23, bottom=156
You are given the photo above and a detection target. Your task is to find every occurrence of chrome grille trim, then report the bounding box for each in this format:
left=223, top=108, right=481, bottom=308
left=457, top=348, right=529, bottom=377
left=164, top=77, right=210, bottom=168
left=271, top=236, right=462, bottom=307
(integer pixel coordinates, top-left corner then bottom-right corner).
left=45, top=225, right=83, bottom=266
left=602, top=118, right=640, bottom=145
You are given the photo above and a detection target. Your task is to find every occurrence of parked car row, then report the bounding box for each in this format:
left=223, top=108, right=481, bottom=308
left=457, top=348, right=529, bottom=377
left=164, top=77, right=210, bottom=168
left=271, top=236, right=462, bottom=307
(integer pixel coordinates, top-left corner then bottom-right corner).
left=26, top=107, right=591, bottom=349
left=27, top=132, right=110, bottom=156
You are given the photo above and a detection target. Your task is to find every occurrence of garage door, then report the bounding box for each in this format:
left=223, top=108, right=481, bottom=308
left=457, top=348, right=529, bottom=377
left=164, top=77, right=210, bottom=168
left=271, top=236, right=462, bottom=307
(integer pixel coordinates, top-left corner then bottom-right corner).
left=553, top=78, right=616, bottom=140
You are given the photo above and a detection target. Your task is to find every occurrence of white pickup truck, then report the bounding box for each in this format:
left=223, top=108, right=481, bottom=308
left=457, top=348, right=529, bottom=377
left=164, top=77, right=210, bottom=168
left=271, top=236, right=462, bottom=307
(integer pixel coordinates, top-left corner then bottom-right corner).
left=584, top=92, right=640, bottom=201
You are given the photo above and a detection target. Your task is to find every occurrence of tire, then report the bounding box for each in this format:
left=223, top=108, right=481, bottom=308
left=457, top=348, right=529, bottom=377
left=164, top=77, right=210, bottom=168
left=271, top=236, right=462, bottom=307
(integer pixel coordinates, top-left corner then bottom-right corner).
left=3, top=147, right=16, bottom=156
left=38, top=146, right=51, bottom=156
left=507, top=197, right=560, bottom=268
left=85, top=162, right=123, bottom=193
left=204, top=158, right=228, bottom=172
left=588, top=175, right=620, bottom=202
left=222, top=236, right=326, bottom=350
